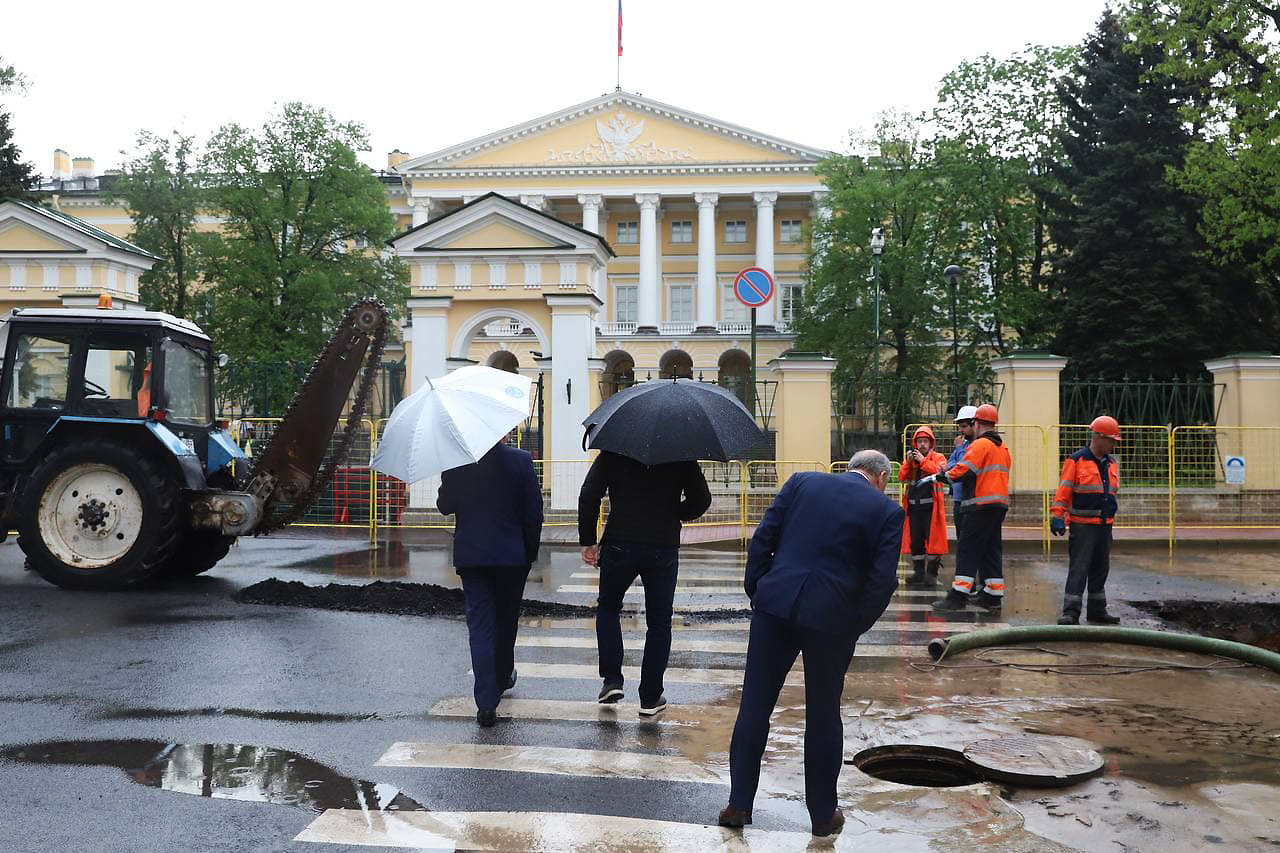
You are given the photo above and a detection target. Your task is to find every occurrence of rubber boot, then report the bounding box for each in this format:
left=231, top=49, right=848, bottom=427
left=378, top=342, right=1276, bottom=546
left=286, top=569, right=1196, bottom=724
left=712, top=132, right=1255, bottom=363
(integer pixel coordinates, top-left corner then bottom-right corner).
left=932, top=591, right=968, bottom=612
left=926, top=557, right=942, bottom=579
left=1057, top=610, right=1079, bottom=626
left=904, top=557, right=930, bottom=588
left=1086, top=608, right=1120, bottom=625
left=973, top=591, right=1003, bottom=611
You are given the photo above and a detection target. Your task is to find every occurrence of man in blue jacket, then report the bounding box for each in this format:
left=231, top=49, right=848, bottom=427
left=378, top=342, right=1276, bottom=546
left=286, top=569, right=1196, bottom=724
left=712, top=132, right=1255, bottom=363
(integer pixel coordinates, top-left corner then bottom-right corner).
left=437, top=439, right=543, bottom=727
left=718, top=450, right=903, bottom=838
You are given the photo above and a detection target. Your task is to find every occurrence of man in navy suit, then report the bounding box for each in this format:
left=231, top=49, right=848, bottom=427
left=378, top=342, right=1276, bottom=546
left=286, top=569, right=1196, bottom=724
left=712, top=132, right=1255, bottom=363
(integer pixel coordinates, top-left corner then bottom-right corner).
left=437, top=439, right=543, bottom=727
left=718, top=450, right=903, bottom=837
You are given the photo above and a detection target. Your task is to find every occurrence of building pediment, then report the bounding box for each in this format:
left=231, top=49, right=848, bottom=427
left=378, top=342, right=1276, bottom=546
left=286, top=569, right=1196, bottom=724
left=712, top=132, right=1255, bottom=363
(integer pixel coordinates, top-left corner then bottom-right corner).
left=389, top=193, right=613, bottom=259
left=397, top=91, right=828, bottom=174
left=0, top=199, right=157, bottom=265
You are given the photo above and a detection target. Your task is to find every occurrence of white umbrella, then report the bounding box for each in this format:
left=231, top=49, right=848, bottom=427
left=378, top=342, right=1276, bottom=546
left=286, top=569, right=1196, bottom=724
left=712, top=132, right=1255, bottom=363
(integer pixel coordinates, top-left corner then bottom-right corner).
left=370, top=365, right=533, bottom=483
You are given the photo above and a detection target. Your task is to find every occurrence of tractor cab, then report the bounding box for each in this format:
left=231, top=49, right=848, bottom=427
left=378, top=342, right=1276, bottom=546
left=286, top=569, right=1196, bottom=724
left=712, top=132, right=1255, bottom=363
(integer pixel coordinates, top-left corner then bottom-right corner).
left=0, top=307, right=218, bottom=472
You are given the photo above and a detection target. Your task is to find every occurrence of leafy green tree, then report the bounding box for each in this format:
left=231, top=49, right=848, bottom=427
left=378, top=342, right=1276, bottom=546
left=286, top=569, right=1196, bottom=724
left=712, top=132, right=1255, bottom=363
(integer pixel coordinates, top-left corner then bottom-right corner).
left=0, top=57, right=37, bottom=202
left=1123, top=0, right=1280, bottom=339
left=199, top=102, right=408, bottom=369
left=800, top=112, right=964, bottom=395
left=933, top=45, right=1079, bottom=354
left=1045, top=11, right=1266, bottom=379
left=105, top=131, right=203, bottom=317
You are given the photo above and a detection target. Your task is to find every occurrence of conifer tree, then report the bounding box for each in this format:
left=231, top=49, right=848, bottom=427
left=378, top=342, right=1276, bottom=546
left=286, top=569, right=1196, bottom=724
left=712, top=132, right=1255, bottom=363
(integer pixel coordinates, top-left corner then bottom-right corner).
left=1046, top=11, right=1267, bottom=379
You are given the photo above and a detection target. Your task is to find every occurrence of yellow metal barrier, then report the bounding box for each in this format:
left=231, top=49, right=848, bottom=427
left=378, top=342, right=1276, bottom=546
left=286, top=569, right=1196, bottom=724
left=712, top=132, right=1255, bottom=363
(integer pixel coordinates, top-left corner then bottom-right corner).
left=1172, top=426, right=1280, bottom=535
left=743, top=461, right=828, bottom=526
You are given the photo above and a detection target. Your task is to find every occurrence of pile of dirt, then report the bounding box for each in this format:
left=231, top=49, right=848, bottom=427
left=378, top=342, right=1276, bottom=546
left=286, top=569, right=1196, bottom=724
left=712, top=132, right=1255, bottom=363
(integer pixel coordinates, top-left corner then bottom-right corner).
left=1131, top=599, right=1280, bottom=652
left=234, top=579, right=749, bottom=621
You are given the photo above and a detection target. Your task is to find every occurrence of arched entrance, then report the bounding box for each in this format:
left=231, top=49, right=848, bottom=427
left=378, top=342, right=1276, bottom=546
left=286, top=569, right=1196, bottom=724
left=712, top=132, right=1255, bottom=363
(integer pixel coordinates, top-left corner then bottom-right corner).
left=600, top=349, right=635, bottom=399
left=658, top=349, right=694, bottom=380
left=718, top=348, right=752, bottom=403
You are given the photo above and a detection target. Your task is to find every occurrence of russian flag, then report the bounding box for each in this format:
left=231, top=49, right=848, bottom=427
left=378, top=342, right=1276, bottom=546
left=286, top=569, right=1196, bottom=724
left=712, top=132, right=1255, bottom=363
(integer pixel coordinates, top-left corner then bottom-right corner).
left=618, top=1, right=623, bottom=57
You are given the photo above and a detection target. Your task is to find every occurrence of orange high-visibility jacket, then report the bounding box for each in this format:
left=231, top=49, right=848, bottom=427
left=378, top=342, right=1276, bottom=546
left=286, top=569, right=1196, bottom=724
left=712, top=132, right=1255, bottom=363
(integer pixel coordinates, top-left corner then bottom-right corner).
left=1052, top=446, right=1118, bottom=525
left=948, top=431, right=1012, bottom=511
left=898, top=428, right=948, bottom=555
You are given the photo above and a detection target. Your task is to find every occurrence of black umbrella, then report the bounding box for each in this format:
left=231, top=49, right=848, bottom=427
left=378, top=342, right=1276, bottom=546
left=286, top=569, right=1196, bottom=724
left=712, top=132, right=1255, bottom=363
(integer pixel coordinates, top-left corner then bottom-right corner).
left=582, top=379, right=765, bottom=464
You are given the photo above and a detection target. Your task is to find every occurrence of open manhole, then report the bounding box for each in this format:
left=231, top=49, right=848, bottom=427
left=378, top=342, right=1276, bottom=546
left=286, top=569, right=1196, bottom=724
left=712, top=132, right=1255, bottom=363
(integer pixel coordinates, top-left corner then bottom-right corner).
left=849, top=736, right=1104, bottom=789
left=847, top=744, right=980, bottom=787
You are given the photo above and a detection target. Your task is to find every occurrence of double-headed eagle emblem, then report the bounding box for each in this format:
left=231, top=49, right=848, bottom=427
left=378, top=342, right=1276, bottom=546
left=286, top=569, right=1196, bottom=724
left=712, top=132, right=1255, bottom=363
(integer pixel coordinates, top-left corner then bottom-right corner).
left=596, top=112, right=645, bottom=161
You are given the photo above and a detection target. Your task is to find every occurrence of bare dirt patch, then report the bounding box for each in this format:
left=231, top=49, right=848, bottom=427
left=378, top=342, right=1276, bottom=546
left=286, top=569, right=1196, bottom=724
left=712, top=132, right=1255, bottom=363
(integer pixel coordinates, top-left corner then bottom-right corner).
left=1131, top=599, right=1280, bottom=652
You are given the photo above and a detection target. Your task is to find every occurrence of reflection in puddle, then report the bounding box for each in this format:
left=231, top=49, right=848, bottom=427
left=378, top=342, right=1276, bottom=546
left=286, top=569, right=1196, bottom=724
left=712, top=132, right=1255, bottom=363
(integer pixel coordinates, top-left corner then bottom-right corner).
left=0, top=740, right=425, bottom=813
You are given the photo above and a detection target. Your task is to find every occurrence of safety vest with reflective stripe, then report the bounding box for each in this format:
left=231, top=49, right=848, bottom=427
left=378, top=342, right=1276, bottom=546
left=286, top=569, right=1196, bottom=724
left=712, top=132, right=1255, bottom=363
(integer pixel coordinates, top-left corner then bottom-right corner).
left=948, top=432, right=1011, bottom=511
left=1052, top=446, right=1118, bottom=525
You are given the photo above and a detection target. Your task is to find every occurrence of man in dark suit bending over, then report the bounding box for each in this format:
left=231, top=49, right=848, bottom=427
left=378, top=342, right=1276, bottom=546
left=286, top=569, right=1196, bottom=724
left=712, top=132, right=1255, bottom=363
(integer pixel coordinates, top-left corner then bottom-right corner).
left=438, top=439, right=543, bottom=728
left=718, top=449, right=903, bottom=837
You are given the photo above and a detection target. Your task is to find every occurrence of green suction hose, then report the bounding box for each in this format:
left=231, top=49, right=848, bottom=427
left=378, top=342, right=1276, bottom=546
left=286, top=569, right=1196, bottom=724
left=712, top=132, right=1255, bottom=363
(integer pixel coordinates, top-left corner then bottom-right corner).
left=927, top=625, right=1280, bottom=674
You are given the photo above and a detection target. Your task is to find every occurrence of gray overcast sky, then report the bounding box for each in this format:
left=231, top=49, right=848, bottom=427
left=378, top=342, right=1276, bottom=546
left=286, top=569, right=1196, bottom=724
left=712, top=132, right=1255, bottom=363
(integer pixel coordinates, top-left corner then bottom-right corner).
left=3, top=0, right=1109, bottom=174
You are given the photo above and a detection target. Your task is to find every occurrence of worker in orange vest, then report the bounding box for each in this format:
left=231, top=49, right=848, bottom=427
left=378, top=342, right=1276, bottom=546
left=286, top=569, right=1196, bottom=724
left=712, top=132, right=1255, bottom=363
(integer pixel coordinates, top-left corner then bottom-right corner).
left=899, top=425, right=948, bottom=588
left=933, top=404, right=1011, bottom=611
left=1052, top=416, right=1122, bottom=625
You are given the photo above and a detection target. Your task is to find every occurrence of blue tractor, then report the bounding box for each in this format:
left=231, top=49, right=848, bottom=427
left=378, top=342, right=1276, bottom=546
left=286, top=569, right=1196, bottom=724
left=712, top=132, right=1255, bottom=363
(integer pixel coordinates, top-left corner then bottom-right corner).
left=0, top=299, right=387, bottom=589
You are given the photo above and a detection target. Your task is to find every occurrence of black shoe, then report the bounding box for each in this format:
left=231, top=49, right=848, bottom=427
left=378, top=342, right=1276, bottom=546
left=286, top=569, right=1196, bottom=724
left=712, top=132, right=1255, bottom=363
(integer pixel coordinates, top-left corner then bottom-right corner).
left=718, top=805, right=752, bottom=828
left=638, top=695, right=667, bottom=717
left=1086, top=610, right=1121, bottom=625
left=812, top=807, right=845, bottom=837
left=476, top=709, right=496, bottom=728
left=904, top=571, right=934, bottom=589
left=1057, top=612, right=1079, bottom=625
left=932, top=593, right=968, bottom=612
left=973, top=592, right=1003, bottom=611
left=597, top=682, right=624, bottom=704
left=926, top=559, right=942, bottom=577
left=502, top=670, right=517, bottom=692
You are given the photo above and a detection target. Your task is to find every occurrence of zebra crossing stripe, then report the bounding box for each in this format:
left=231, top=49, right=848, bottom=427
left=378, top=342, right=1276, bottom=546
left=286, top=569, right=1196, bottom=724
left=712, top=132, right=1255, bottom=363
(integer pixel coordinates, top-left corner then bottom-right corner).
left=376, top=742, right=724, bottom=784
left=295, top=809, right=815, bottom=850
left=504, top=662, right=798, bottom=687
left=515, top=635, right=918, bottom=657
left=519, top=617, right=1007, bottom=632
left=428, top=697, right=696, bottom=726
left=557, top=584, right=946, bottom=599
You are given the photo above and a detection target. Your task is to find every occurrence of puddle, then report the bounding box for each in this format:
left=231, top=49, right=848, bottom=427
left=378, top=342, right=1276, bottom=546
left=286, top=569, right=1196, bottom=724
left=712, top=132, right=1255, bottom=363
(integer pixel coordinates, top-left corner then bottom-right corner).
left=0, top=740, right=425, bottom=813
left=1131, top=599, right=1280, bottom=652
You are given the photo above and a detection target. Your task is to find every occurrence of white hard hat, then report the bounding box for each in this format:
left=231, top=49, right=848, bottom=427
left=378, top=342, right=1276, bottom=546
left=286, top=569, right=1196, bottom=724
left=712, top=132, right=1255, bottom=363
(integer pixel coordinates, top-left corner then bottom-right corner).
left=954, top=405, right=978, bottom=422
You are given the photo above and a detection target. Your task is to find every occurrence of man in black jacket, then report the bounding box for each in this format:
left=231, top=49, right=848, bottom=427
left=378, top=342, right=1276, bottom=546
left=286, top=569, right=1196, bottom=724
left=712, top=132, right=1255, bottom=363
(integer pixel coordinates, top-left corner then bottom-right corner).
left=438, top=440, right=543, bottom=727
left=578, top=451, right=712, bottom=716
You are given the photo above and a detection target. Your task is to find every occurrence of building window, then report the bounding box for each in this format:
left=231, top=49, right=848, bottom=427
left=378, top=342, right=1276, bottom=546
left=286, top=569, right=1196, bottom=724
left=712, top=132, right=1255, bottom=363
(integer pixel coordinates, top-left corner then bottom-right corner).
left=725, top=220, right=748, bottom=243
left=670, top=220, right=693, bottom=243
left=721, top=281, right=748, bottom=323
left=781, top=284, right=803, bottom=325
left=614, top=285, right=638, bottom=323
left=668, top=284, right=694, bottom=322
left=780, top=219, right=803, bottom=243
left=616, top=221, right=639, bottom=244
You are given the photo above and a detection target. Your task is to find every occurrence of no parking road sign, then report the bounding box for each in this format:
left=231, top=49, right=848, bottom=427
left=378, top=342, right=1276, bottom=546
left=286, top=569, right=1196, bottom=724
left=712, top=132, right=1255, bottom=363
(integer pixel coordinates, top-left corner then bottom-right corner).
left=733, top=267, right=775, bottom=308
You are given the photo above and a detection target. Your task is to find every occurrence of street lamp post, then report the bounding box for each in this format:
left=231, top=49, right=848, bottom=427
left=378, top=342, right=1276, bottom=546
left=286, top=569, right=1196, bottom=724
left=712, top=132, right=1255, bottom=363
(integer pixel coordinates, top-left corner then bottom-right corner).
left=944, top=264, right=964, bottom=408
left=870, top=228, right=885, bottom=441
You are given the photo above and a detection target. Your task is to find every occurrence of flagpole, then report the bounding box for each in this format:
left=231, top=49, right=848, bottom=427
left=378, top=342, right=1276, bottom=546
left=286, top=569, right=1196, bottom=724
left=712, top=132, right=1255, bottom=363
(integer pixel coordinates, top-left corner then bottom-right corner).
left=616, top=0, right=622, bottom=91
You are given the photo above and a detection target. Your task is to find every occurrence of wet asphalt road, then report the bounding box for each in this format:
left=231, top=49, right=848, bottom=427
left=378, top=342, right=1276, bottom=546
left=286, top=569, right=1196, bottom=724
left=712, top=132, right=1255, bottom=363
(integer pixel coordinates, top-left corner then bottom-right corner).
left=1, top=534, right=1279, bottom=852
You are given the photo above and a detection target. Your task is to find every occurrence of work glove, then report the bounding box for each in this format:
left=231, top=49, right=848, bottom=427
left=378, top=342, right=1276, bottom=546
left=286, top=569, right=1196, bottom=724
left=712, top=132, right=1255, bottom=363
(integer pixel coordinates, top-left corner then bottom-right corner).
left=1050, top=517, right=1066, bottom=537
left=933, top=469, right=949, bottom=485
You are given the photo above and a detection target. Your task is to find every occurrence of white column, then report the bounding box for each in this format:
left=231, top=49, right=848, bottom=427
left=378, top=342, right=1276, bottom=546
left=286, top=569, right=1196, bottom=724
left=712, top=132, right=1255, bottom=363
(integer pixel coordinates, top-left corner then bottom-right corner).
left=577, top=194, right=602, bottom=234
left=410, top=197, right=433, bottom=227
left=694, top=193, right=719, bottom=332
left=406, top=297, right=453, bottom=391
left=753, top=191, right=778, bottom=328
left=547, top=295, right=599, bottom=509
left=635, top=193, right=660, bottom=332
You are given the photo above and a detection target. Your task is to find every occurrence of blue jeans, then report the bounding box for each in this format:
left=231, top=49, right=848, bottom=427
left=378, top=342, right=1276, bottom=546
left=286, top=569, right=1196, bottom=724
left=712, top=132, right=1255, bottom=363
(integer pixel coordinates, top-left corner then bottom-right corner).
left=459, top=565, right=531, bottom=713
left=595, top=541, right=679, bottom=705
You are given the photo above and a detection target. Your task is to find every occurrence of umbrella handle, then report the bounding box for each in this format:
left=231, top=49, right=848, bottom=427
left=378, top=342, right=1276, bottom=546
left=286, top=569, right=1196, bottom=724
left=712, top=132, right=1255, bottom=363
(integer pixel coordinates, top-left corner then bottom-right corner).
left=582, top=425, right=593, bottom=452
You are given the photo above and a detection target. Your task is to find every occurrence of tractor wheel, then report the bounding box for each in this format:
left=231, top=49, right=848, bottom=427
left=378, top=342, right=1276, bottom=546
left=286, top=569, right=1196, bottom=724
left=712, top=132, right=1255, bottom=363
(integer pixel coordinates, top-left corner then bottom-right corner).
left=157, top=530, right=237, bottom=580
left=16, top=439, right=182, bottom=590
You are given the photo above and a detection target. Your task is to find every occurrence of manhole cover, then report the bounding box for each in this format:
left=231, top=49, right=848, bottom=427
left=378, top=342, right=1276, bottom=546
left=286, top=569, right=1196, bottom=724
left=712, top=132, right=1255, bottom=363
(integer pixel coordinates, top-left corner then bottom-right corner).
left=963, top=735, right=1103, bottom=788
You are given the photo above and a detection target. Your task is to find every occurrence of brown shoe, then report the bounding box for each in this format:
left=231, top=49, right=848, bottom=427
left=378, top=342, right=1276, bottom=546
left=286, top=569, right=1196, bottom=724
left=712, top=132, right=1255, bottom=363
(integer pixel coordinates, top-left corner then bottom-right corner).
left=718, top=805, right=752, bottom=828
left=812, top=807, right=845, bottom=837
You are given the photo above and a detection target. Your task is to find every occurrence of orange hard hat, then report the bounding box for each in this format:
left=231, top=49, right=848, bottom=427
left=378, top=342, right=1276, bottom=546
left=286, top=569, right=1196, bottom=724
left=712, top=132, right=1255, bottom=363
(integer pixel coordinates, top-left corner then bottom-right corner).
left=1090, top=415, right=1122, bottom=441
left=974, top=403, right=999, bottom=425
